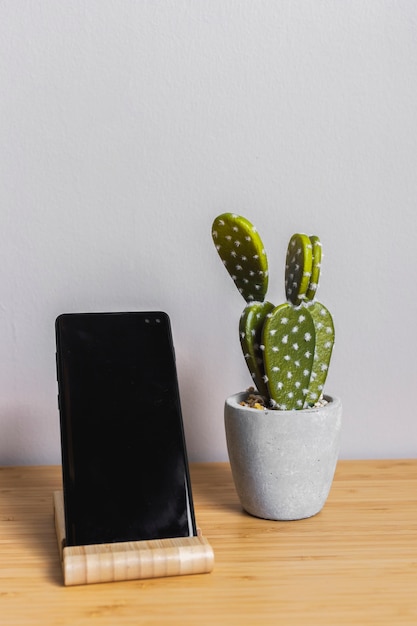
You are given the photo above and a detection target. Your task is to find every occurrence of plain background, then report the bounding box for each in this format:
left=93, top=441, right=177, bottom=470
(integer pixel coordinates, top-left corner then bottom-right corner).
left=1, top=1, right=416, bottom=465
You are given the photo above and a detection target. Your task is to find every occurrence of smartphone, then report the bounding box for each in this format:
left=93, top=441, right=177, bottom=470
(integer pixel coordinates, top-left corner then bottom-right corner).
left=55, top=311, right=197, bottom=547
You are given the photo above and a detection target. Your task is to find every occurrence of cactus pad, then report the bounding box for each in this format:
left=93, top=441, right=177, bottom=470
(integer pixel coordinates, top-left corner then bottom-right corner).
left=305, top=236, right=322, bottom=302
left=285, top=233, right=313, bottom=306
left=212, top=213, right=268, bottom=302
left=305, top=302, right=335, bottom=404
left=239, top=301, right=275, bottom=399
left=262, top=304, right=316, bottom=409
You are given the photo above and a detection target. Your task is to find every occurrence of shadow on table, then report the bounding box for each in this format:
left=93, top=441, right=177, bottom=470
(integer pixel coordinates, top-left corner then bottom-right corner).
left=0, top=466, right=64, bottom=586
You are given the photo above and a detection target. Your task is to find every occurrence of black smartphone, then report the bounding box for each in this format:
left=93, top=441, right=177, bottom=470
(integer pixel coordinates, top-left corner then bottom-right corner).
left=55, top=311, right=197, bottom=547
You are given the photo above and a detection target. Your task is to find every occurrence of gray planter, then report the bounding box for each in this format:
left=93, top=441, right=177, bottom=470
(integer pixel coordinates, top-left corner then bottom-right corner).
left=224, top=392, right=342, bottom=521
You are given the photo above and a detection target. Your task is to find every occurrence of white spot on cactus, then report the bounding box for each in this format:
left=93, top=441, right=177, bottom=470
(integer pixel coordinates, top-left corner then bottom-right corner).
left=281, top=317, right=289, bottom=325
left=231, top=250, right=237, bottom=257
left=253, top=254, right=259, bottom=259
left=260, top=344, right=265, bottom=351
left=297, top=399, right=303, bottom=407
left=292, top=343, right=299, bottom=350
left=288, top=392, right=294, bottom=399
left=295, top=381, right=301, bottom=388
left=298, top=314, right=306, bottom=322
left=213, top=230, right=218, bottom=238
left=269, top=329, right=277, bottom=336
left=236, top=265, right=243, bottom=271
left=219, top=219, right=225, bottom=226
left=303, top=370, right=310, bottom=377
left=305, top=350, right=311, bottom=358
left=320, top=363, right=328, bottom=371
left=287, top=372, right=292, bottom=379
left=226, top=235, right=232, bottom=241
left=295, top=360, right=300, bottom=367
left=272, top=346, right=279, bottom=352
left=262, top=375, right=269, bottom=383
left=326, top=326, right=333, bottom=334
left=292, top=325, right=299, bottom=333
left=234, top=240, right=241, bottom=247
left=277, top=382, right=283, bottom=390
left=272, top=366, right=279, bottom=372
left=284, top=355, right=291, bottom=361
left=324, top=341, right=332, bottom=349
left=233, top=226, right=238, bottom=232
left=282, top=335, right=288, bottom=344
left=304, top=332, right=312, bottom=341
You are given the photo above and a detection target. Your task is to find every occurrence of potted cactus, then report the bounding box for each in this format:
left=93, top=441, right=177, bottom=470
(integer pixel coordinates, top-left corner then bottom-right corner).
left=211, top=213, right=342, bottom=521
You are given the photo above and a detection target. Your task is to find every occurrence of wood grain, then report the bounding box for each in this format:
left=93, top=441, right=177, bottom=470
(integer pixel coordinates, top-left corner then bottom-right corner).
left=1, top=461, right=417, bottom=624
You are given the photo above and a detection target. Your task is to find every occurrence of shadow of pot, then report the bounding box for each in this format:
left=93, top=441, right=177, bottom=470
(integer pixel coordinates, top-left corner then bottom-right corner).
left=224, top=392, right=342, bottom=521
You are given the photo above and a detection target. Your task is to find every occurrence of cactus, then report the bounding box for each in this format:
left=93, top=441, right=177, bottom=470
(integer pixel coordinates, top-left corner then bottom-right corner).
left=212, top=213, right=335, bottom=410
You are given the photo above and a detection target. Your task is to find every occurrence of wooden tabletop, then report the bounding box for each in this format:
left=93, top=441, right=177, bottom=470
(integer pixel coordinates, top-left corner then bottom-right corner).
left=1, top=460, right=416, bottom=625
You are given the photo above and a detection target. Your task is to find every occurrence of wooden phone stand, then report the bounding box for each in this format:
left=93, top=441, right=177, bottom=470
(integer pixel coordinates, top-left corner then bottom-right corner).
left=53, top=491, right=214, bottom=586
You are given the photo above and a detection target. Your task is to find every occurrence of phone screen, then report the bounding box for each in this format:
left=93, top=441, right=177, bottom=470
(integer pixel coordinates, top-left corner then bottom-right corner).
left=55, top=311, right=197, bottom=547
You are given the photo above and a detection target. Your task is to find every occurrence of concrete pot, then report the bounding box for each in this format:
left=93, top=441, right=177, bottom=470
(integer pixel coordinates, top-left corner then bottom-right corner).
left=224, top=392, right=342, bottom=521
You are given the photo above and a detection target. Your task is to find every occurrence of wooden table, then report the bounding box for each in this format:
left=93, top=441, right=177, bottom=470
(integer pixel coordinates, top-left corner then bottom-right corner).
left=1, top=461, right=416, bottom=625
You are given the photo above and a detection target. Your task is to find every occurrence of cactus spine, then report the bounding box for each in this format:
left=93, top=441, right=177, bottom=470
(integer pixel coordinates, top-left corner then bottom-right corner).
left=212, top=213, right=335, bottom=410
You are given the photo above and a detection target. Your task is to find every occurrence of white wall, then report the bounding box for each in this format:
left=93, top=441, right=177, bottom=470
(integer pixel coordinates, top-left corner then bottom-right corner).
left=1, top=1, right=417, bottom=465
